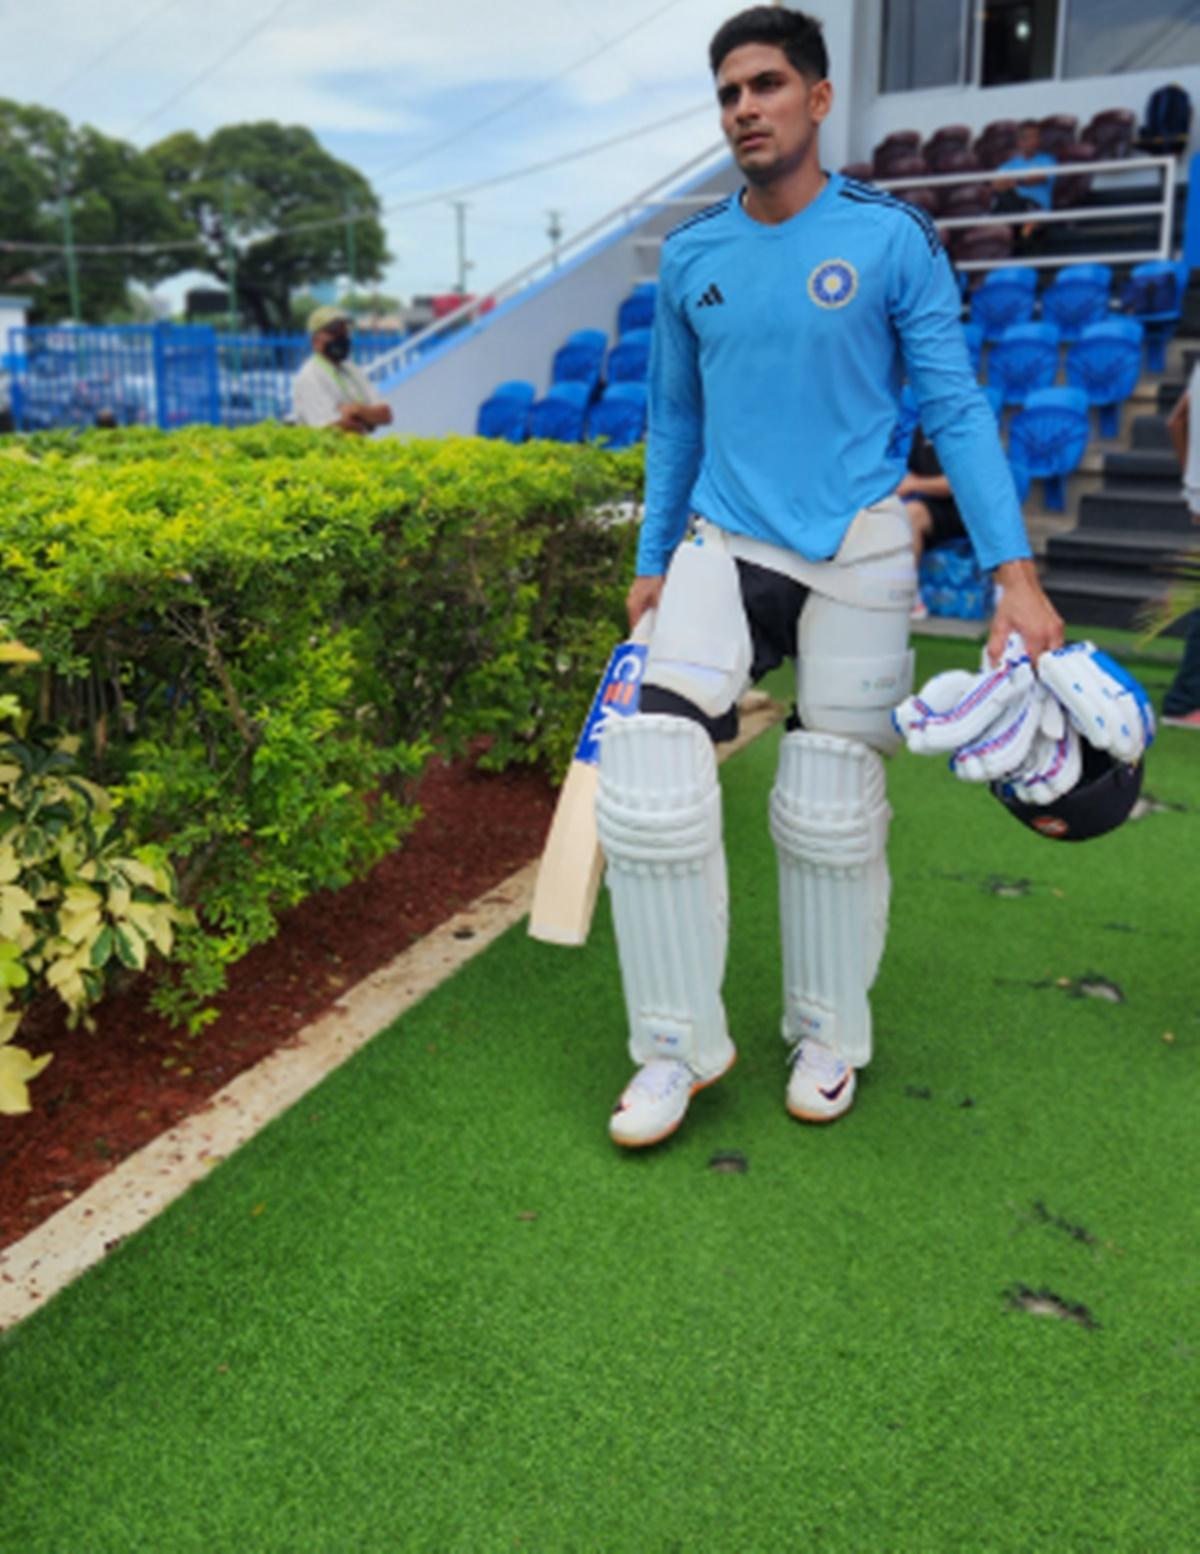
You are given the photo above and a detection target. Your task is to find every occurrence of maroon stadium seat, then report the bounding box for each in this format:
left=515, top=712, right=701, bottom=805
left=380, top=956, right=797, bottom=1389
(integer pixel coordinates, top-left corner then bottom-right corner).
left=840, top=162, right=875, bottom=182
left=974, top=119, right=1019, bottom=168
left=951, top=225, right=1015, bottom=264
left=899, top=186, right=942, bottom=218
left=1082, top=108, right=1136, bottom=161
left=1038, top=115, right=1079, bottom=159
left=1052, top=141, right=1099, bottom=208
left=872, top=130, right=922, bottom=176
left=940, top=182, right=994, bottom=220
left=924, top=124, right=973, bottom=170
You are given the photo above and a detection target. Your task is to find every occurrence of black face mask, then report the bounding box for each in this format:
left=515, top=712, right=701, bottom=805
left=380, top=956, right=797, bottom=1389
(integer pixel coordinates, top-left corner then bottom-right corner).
left=323, top=335, right=351, bottom=364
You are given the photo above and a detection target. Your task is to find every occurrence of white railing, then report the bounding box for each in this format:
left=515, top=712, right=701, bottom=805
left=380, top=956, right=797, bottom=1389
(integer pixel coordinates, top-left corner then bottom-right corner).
left=879, top=154, right=1177, bottom=271
left=365, top=142, right=729, bottom=384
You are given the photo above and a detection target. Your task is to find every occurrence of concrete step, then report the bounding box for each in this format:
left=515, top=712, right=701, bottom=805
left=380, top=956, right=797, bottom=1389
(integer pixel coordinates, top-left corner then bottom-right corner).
left=1045, top=527, right=1191, bottom=571
left=1131, top=414, right=1172, bottom=450
left=1075, top=483, right=1193, bottom=532
left=1042, top=566, right=1178, bottom=632
left=1102, top=448, right=1183, bottom=485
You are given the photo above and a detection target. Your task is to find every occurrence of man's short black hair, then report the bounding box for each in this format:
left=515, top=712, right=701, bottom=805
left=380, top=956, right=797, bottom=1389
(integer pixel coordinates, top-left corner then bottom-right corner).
left=709, top=6, right=829, bottom=82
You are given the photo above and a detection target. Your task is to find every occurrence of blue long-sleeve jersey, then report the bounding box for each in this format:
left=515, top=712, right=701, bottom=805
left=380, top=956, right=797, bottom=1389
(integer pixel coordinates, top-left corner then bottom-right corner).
left=637, top=173, right=1031, bottom=577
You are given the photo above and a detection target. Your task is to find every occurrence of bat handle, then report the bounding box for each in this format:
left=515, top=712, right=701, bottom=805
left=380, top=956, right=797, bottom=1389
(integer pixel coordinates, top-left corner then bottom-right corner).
left=630, top=607, right=657, bottom=647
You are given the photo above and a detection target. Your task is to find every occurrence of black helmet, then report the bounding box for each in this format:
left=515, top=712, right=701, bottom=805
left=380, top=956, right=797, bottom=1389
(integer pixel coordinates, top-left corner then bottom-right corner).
left=991, top=740, right=1144, bottom=843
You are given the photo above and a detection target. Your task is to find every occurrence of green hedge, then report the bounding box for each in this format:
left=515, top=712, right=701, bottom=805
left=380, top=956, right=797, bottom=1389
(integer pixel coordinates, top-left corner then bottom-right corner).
left=0, top=426, right=643, bottom=1040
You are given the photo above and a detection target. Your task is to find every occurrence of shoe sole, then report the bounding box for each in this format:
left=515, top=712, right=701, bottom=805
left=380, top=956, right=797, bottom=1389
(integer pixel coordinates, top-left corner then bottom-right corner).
left=610, top=1050, right=737, bottom=1150
left=787, top=1091, right=856, bottom=1125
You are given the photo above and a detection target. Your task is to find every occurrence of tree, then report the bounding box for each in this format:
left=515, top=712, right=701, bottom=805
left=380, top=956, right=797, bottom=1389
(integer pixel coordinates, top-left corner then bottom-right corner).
left=0, top=100, right=197, bottom=322
left=146, top=122, right=389, bottom=333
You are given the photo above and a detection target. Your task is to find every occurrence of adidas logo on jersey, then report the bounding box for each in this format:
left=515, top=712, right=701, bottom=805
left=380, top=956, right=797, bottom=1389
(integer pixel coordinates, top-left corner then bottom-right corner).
left=696, top=283, right=725, bottom=308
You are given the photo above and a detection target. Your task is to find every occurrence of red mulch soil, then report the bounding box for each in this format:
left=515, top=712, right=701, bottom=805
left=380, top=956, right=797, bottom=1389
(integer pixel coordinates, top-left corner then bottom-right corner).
left=0, top=754, right=557, bottom=1251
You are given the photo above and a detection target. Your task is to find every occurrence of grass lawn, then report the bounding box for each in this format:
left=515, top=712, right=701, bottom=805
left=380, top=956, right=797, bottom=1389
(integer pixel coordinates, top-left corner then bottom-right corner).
left=3, top=633, right=1197, bottom=1553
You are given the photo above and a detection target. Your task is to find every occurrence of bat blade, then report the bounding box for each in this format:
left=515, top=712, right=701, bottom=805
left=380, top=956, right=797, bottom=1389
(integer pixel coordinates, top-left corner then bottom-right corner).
left=527, top=629, right=650, bottom=946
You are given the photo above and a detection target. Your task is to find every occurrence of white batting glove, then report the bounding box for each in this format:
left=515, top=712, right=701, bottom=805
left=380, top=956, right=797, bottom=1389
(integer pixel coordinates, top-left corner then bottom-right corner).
left=893, top=633, right=1035, bottom=755
left=1005, top=723, right=1084, bottom=805
left=950, top=682, right=1054, bottom=783
left=1036, top=642, right=1155, bottom=766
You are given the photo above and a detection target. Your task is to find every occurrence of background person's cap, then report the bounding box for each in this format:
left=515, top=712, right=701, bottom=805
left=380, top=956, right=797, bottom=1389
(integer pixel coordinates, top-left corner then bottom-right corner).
left=308, top=304, right=351, bottom=335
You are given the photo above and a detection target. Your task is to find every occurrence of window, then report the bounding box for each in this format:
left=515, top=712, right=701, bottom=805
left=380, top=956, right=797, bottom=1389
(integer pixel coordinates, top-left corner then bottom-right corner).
left=880, top=0, right=967, bottom=92
left=1064, top=0, right=1200, bottom=77
left=981, top=0, right=1060, bottom=87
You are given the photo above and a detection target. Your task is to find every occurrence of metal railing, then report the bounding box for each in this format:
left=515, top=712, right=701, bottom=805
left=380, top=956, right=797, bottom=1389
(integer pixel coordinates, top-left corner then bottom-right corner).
left=363, top=141, right=729, bottom=385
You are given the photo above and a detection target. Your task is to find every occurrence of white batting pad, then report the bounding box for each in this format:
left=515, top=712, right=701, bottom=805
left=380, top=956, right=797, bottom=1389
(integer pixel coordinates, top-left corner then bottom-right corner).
left=596, top=714, right=735, bottom=1079
left=769, top=731, right=890, bottom=1068
left=643, top=532, right=753, bottom=719
left=1036, top=642, right=1155, bottom=765
left=797, top=588, right=915, bottom=755
left=893, top=634, right=1034, bottom=754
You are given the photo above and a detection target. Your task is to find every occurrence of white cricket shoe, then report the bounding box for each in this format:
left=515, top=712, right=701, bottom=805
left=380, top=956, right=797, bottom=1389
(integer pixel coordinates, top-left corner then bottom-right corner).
left=609, top=1049, right=736, bottom=1149
left=786, top=1038, right=856, bottom=1124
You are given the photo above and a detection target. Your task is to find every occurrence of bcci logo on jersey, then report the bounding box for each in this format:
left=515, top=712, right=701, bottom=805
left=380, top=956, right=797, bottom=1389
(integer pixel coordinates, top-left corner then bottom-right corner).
left=808, top=259, right=858, bottom=310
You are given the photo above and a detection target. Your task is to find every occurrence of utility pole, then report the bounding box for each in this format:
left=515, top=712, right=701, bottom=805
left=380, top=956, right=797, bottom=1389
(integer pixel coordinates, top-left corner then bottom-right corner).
left=59, top=173, right=82, bottom=322
left=222, top=175, right=238, bottom=335
left=451, top=201, right=473, bottom=294
left=344, top=195, right=358, bottom=307
left=546, top=209, right=564, bottom=267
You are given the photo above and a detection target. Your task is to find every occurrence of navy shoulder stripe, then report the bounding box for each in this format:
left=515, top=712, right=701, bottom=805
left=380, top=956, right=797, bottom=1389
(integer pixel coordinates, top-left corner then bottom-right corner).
left=837, top=181, right=943, bottom=258
left=664, top=195, right=734, bottom=244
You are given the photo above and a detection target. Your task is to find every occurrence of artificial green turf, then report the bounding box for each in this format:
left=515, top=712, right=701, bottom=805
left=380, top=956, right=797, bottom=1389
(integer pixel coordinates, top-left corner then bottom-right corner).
left=3, top=635, right=1198, bottom=1553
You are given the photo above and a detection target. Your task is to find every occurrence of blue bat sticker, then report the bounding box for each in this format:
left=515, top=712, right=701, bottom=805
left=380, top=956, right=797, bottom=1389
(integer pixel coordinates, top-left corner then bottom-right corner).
left=574, top=642, right=649, bottom=766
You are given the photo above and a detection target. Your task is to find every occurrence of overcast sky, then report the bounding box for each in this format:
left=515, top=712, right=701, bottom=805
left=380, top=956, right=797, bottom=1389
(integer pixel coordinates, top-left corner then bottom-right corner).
left=1, top=0, right=746, bottom=306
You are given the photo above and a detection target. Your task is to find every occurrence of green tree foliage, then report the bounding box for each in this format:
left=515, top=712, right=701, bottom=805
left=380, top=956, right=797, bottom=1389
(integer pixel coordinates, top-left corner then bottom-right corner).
left=146, top=123, right=389, bottom=332
left=0, top=99, right=196, bottom=322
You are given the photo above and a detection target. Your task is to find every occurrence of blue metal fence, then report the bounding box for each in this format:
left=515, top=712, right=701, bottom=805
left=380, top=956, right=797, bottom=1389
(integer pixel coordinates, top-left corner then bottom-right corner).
left=7, top=323, right=409, bottom=432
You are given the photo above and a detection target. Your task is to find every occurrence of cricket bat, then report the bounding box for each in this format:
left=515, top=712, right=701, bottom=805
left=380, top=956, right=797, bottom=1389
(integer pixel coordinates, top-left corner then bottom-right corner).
left=527, top=613, right=654, bottom=946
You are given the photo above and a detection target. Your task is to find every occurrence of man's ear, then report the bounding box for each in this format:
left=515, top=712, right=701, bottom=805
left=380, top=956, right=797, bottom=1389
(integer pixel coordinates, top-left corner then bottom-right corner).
left=809, top=78, right=833, bottom=125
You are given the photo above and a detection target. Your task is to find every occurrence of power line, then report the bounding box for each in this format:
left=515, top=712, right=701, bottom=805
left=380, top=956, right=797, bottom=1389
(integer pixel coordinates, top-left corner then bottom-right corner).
left=366, top=0, right=690, bottom=189
left=0, top=99, right=717, bottom=256
left=126, top=0, right=298, bottom=140
left=47, top=0, right=194, bottom=100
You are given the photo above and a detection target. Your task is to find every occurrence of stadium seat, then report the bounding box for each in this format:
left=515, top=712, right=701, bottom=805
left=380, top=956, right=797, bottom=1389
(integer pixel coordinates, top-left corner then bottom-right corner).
left=1082, top=108, right=1136, bottom=160
left=587, top=381, right=647, bottom=449
left=950, top=224, right=1015, bottom=266
left=969, top=266, right=1038, bottom=340
left=1007, top=386, right=1090, bottom=511
left=475, top=380, right=536, bottom=442
left=529, top=380, right=591, bottom=443
left=973, top=119, right=1019, bottom=169
left=1135, top=83, right=1192, bottom=157
left=872, top=130, right=922, bottom=177
left=923, top=124, right=972, bottom=171
left=840, top=161, right=875, bottom=182
left=617, top=285, right=656, bottom=336
left=1066, top=317, right=1145, bottom=438
left=607, top=328, right=651, bottom=384
left=940, top=181, right=994, bottom=221
left=988, top=321, right=1061, bottom=405
left=899, top=187, right=941, bottom=218
left=1121, top=259, right=1190, bottom=372
left=1052, top=141, right=1099, bottom=209
left=552, top=330, right=607, bottom=396
left=1040, top=263, right=1112, bottom=340
left=962, top=320, right=985, bottom=374
left=1038, top=114, right=1079, bottom=159
left=887, top=382, right=920, bottom=464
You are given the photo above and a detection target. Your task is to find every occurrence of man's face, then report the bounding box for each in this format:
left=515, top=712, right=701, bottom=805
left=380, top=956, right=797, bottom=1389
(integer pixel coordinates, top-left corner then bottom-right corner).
left=716, top=42, right=831, bottom=186
left=1017, top=124, right=1040, bottom=158
left=315, top=322, right=351, bottom=359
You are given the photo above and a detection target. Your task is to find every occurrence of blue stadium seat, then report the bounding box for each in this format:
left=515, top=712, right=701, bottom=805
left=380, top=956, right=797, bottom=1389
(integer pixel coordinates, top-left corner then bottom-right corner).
left=587, top=382, right=648, bottom=449
left=617, top=284, right=657, bottom=336
left=982, top=381, right=1005, bottom=420
left=606, top=328, right=651, bottom=384
left=962, top=321, right=984, bottom=375
left=475, top=380, right=536, bottom=441
left=886, top=383, right=920, bottom=464
left=552, top=330, right=608, bottom=396
left=1065, top=318, right=1145, bottom=438
left=1040, top=263, right=1113, bottom=341
left=1007, top=386, right=1090, bottom=512
left=529, top=380, right=591, bottom=443
left=969, top=266, right=1038, bottom=341
left=987, top=321, right=1061, bottom=405
left=1121, top=259, right=1190, bottom=372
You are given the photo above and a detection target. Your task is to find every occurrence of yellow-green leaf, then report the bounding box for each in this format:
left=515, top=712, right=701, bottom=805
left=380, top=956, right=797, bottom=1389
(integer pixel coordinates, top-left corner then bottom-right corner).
left=0, top=1043, right=52, bottom=1114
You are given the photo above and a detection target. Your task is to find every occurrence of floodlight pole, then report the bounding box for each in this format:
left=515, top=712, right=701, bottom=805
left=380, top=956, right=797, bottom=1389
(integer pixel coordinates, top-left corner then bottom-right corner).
left=58, top=172, right=82, bottom=323
left=452, top=201, right=473, bottom=294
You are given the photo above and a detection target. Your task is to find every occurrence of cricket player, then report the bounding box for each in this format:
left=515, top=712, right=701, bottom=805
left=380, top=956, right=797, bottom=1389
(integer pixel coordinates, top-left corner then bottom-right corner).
left=597, top=5, right=1064, bottom=1148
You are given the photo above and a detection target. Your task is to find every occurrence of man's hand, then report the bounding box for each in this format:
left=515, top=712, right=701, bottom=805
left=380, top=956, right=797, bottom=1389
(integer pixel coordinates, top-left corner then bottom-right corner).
left=988, top=558, right=1064, bottom=664
left=627, top=575, right=664, bottom=631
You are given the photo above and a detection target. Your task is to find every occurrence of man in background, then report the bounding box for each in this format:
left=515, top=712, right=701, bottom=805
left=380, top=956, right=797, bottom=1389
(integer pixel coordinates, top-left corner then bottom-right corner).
left=992, top=120, right=1056, bottom=250
left=291, top=305, right=393, bottom=435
